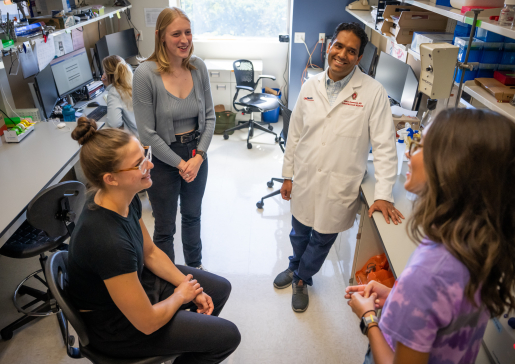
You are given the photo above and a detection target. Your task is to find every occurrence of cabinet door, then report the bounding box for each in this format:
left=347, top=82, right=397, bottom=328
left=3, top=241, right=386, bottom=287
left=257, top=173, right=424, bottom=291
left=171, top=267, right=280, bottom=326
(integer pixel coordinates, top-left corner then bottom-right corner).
left=211, top=83, right=231, bottom=111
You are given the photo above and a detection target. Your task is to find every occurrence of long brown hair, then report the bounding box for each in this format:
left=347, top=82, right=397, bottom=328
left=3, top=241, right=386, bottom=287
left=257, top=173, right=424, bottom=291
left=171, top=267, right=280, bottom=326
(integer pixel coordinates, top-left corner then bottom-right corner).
left=102, top=55, right=133, bottom=110
left=71, top=116, right=132, bottom=190
left=408, top=108, right=515, bottom=317
left=146, top=7, right=196, bottom=74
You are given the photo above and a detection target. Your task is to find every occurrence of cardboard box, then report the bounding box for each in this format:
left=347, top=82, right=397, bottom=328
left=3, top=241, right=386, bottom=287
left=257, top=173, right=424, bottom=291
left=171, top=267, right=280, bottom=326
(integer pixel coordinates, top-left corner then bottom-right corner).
left=393, top=115, right=421, bottom=132
left=381, top=6, right=448, bottom=45
left=29, top=15, right=75, bottom=29
left=474, top=78, right=515, bottom=103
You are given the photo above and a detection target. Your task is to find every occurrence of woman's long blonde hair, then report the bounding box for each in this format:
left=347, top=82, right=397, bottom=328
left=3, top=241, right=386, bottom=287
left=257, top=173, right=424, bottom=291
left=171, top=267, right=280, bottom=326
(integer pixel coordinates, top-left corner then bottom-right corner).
left=146, top=7, right=196, bottom=74
left=102, top=55, right=133, bottom=111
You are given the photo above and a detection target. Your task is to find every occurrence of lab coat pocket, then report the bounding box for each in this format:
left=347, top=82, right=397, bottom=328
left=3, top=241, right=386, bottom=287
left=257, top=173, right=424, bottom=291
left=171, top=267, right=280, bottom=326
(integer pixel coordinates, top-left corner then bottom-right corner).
left=327, top=172, right=363, bottom=208
left=335, top=108, right=364, bottom=138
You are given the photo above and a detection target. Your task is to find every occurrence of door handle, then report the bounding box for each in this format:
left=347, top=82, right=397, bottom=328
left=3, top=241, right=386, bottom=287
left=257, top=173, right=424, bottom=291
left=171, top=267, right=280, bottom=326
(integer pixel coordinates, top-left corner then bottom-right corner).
left=210, top=71, right=220, bottom=77
left=216, top=85, right=227, bottom=90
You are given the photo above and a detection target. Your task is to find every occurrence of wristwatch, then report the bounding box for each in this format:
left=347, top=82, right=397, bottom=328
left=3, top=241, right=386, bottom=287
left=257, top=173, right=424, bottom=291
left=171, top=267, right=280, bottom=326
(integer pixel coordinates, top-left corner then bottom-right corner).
left=196, top=150, right=207, bottom=160
left=360, top=311, right=379, bottom=335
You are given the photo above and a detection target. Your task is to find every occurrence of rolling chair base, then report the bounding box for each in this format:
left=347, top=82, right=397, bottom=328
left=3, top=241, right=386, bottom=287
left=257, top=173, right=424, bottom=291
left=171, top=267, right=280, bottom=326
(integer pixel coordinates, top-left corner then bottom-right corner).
left=0, top=253, right=67, bottom=342
left=223, top=117, right=279, bottom=149
left=257, top=178, right=285, bottom=209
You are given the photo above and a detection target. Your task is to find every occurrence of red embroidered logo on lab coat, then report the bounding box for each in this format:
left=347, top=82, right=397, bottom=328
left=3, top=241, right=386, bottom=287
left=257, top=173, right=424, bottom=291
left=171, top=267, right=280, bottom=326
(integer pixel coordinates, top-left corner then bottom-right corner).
left=304, top=97, right=314, bottom=101
left=352, top=92, right=358, bottom=100
left=343, top=101, right=364, bottom=107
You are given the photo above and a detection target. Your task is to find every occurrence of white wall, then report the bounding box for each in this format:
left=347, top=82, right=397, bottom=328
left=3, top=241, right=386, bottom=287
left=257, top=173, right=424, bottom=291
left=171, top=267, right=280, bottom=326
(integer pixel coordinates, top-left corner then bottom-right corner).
left=129, top=0, right=177, bottom=58
left=193, top=40, right=289, bottom=102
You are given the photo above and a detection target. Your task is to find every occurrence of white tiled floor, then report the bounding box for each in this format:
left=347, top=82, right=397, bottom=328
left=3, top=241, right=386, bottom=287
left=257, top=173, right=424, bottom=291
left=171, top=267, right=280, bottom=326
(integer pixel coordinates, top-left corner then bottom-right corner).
left=0, top=122, right=492, bottom=364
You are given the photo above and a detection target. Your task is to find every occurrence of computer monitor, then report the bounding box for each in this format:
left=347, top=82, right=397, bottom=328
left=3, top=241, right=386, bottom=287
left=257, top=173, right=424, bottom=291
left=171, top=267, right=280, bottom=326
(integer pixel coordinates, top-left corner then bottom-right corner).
left=34, top=63, right=59, bottom=119
left=359, top=42, right=377, bottom=76
left=374, top=51, right=419, bottom=110
left=95, top=29, right=138, bottom=73
left=400, top=67, right=419, bottom=110
left=50, top=48, right=94, bottom=97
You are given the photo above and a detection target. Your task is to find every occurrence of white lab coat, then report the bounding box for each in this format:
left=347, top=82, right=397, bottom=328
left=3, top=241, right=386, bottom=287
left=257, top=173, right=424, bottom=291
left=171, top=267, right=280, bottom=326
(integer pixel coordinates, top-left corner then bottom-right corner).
left=282, top=67, right=397, bottom=234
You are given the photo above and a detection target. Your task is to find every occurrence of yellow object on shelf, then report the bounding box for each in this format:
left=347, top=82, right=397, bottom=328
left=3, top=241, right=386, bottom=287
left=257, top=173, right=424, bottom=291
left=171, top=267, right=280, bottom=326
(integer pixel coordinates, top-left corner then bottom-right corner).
left=92, top=6, right=105, bottom=16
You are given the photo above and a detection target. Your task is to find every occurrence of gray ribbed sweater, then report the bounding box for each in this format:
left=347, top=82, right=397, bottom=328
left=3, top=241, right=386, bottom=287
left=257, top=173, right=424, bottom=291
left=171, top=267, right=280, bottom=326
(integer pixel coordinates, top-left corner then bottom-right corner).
left=133, top=56, right=215, bottom=167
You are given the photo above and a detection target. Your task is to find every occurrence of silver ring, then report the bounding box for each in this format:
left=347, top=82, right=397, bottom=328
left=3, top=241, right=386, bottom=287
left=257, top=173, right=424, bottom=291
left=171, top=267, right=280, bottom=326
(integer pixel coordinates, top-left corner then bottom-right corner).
left=186, top=174, right=190, bottom=178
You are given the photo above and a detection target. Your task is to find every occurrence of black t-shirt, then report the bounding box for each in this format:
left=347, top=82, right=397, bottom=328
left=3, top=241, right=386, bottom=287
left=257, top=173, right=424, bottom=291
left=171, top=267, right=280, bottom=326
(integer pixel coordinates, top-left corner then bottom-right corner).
left=67, top=194, right=143, bottom=311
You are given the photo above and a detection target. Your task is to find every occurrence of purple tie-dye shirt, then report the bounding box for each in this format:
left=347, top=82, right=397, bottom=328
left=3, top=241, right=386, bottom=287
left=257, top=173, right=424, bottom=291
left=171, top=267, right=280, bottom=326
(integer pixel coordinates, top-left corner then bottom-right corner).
left=379, top=239, right=490, bottom=364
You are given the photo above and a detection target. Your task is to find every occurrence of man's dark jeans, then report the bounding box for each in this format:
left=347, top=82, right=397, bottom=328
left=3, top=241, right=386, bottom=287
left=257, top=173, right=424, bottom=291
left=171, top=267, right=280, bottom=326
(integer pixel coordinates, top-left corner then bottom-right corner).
left=288, top=215, right=338, bottom=286
left=147, top=139, right=208, bottom=267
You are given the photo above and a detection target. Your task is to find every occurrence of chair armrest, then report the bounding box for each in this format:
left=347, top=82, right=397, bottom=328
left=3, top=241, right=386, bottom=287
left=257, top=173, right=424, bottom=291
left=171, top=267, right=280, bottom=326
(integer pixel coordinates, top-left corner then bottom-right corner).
left=236, top=85, right=254, bottom=92
left=257, top=75, right=277, bottom=82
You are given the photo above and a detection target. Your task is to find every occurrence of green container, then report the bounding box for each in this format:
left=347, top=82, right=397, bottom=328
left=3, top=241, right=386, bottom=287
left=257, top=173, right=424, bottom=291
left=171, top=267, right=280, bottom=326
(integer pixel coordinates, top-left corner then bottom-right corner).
left=214, top=111, right=236, bottom=135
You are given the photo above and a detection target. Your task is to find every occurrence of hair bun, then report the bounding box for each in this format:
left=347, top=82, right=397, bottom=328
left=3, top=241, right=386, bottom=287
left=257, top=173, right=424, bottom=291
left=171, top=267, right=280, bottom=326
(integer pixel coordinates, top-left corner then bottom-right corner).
left=71, top=116, right=98, bottom=145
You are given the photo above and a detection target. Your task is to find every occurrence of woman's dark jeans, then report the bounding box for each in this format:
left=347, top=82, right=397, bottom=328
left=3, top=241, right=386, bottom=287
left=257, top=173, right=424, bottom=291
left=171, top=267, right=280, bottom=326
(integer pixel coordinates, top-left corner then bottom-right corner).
left=147, top=139, right=208, bottom=267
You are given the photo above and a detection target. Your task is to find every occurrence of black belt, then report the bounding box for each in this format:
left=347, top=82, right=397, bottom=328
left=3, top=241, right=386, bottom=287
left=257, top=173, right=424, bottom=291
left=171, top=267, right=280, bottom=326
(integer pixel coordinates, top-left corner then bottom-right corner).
left=176, top=130, right=200, bottom=144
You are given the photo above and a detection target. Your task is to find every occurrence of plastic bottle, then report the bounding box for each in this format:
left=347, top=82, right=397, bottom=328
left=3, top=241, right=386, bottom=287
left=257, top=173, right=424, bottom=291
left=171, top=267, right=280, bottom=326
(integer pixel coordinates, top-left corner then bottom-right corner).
left=499, top=0, right=515, bottom=27
left=396, top=129, right=408, bottom=175
left=62, top=105, right=76, bottom=122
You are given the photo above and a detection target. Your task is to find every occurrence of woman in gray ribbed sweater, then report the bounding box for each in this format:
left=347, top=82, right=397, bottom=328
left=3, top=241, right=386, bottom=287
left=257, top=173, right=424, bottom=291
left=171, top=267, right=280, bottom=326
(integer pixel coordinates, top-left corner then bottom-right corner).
left=133, top=7, right=215, bottom=269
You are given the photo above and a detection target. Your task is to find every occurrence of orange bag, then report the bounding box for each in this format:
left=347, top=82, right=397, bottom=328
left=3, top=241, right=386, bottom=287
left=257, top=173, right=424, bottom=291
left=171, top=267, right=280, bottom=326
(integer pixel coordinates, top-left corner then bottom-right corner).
left=355, top=253, right=395, bottom=288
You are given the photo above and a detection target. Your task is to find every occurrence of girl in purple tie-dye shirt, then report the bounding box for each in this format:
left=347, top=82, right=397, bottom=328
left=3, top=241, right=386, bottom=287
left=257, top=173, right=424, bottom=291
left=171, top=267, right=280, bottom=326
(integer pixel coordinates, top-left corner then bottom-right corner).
left=346, top=109, right=515, bottom=364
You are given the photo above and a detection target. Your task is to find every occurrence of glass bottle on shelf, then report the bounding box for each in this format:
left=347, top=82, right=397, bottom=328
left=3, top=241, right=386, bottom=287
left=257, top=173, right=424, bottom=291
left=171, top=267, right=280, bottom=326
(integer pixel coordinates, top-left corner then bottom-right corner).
left=499, top=0, right=515, bottom=27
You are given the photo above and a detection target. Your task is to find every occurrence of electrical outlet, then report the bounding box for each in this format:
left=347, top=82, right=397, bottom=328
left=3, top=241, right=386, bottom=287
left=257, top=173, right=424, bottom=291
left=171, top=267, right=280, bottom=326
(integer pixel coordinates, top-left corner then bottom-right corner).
left=294, top=32, right=305, bottom=43
left=319, top=33, right=325, bottom=44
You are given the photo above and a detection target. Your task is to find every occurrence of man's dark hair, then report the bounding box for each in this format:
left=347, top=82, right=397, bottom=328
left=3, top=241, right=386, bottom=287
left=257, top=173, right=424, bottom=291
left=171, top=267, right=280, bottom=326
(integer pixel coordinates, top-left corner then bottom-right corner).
left=331, top=22, right=369, bottom=57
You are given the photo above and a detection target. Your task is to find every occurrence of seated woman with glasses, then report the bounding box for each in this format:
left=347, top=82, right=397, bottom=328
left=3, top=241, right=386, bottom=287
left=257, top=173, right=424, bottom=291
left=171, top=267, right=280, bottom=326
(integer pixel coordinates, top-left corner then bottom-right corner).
left=67, top=116, right=240, bottom=363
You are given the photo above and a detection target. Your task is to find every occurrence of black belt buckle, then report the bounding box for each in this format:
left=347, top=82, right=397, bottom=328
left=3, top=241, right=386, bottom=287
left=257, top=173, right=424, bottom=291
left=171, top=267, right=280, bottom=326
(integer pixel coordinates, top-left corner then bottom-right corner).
left=179, top=131, right=200, bottom=144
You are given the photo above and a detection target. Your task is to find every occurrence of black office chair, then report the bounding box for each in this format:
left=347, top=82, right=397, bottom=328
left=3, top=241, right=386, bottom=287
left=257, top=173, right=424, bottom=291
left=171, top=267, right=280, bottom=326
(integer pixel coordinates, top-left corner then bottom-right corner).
left=0, top=181, right=86, bottom=341
left=46, top=251, right=179, bottom=364
left=223, top=59, right=281, bottom=149
left=256, top=105, right=292, bottom=209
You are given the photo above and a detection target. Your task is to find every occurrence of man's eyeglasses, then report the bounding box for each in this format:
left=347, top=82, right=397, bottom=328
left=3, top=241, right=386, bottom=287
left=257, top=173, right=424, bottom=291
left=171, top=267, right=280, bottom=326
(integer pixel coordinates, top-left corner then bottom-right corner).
left=113, top=146, right=152, bottom=175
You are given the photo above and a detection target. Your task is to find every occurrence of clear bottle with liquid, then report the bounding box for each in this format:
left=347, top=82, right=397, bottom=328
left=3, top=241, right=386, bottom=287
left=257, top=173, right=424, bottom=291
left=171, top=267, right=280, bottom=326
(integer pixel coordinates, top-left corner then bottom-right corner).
left=500, top=0, right=515, bottom=27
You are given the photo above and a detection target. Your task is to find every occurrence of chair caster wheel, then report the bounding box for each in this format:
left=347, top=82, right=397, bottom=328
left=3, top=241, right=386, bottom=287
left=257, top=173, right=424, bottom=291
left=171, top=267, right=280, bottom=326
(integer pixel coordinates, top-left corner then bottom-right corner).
left=256, top=201, right=264, bottom=209
left=275, top=137, right=280, bottom=143
left=223, top=134, right=229, bottom=140
left=1, top=329, right=13, bottom=341
left=268, top=125, right=273, bottom=131
left=247, top=143, right=252, bottom=149
left=267, top=181, right=274, bottom=188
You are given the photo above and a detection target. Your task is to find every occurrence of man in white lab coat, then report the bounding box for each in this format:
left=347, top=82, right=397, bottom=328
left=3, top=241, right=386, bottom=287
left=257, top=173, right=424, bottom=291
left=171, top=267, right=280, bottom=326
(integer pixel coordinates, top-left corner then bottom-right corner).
left=274, top=23, right=403, bottom=312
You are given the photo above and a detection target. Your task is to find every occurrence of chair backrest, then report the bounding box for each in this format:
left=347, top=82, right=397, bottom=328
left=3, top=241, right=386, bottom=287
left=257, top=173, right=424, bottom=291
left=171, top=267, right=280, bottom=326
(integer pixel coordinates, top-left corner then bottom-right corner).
left=45, top=251, right=91, bottom=347
left=27, top=181, right=86, bottom=238
left=233, top=60, right=255, bottom=89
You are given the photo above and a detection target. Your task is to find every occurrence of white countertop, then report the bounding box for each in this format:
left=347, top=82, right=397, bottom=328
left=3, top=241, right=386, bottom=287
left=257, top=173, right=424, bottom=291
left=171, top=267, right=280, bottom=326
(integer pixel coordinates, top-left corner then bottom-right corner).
left=0, top=103, right=105, bottom=245
left=360, top=160, right=417, bottom=277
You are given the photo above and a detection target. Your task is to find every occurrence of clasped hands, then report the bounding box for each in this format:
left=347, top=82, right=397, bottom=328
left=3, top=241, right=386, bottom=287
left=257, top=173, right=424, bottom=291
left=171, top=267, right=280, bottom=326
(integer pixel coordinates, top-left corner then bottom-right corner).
left=177, top=155, right=203, bottom=183
left=345, top=280, right=391, bottom=319
left=176, top=274, right=214, bottom=315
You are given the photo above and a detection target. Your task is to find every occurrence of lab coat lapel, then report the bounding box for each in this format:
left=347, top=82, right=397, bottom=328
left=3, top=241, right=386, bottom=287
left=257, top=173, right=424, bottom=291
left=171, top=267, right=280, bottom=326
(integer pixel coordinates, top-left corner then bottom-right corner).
left=329, top=67, right=363, bottom=113
left=316, top=70, right=330, bottom=106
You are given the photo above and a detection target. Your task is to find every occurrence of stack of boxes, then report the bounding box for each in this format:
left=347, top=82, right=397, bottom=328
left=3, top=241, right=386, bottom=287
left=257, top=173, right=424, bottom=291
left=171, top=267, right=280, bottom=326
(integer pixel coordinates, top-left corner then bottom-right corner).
left=453, top=23, right=515, bottom=82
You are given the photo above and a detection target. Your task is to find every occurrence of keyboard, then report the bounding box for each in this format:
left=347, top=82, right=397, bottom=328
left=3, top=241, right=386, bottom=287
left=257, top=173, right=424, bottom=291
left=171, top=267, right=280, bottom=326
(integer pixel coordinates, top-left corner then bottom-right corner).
left=87, top=106, right=108, bottom=121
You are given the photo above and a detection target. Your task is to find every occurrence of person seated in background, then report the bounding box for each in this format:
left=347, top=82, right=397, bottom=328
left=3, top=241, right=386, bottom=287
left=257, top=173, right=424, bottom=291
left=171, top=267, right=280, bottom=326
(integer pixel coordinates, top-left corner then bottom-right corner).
left=101, top=55, right=139, bottom=136
left=345, top=108, right=515, bottom=364
left=67, top=116, right=240, bottom=363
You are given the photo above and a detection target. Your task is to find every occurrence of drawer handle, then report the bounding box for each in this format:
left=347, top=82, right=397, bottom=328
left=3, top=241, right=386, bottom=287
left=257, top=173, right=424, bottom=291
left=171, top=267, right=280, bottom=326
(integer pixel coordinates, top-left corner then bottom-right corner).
left=216, top=85, right=227, bottom=90
left=210, top=71, right=220, bottom=77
